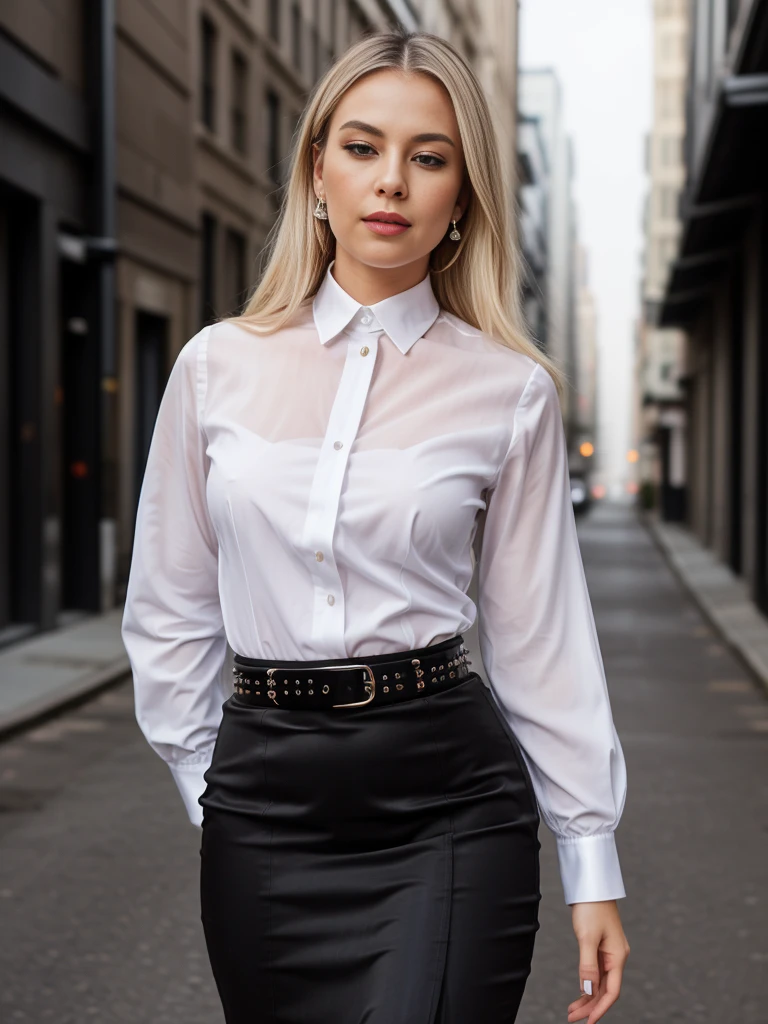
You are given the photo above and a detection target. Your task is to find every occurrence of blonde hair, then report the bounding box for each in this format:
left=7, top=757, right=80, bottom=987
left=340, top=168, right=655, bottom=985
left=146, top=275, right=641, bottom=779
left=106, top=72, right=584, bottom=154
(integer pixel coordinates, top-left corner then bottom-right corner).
left=228, top=28, right=566, bottom=399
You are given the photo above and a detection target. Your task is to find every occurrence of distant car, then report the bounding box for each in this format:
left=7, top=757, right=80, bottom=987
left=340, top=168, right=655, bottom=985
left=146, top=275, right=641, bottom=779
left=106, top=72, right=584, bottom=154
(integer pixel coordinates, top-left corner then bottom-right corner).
left=570, top=473, right=590, bottom=514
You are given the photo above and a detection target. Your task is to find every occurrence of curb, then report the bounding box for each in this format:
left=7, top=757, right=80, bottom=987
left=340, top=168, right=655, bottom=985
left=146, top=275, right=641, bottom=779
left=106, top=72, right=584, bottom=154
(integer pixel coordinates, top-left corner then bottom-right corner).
left=639, top=509, right=768, bottom=699
left=0, top=656, right=131, bottom=743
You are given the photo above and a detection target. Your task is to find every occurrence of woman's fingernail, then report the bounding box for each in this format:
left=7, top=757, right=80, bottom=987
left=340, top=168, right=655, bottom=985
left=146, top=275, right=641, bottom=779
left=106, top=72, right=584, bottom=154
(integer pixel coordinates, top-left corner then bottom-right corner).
left=582, top=979, right=592, bottom=995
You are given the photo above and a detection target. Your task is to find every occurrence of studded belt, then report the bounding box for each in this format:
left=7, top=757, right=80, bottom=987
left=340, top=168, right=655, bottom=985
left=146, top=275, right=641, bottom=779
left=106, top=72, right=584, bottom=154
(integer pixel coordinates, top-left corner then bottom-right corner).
left=230, top=634, right=473, bottom=710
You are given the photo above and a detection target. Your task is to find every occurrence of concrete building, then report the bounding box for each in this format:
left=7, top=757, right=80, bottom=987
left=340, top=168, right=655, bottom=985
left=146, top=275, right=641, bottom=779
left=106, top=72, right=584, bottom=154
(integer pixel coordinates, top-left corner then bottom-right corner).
left=634, top=0, right=690, bottom=521
left=518, top=69, right=578, bottom=443
left=0, top=0, right=520, bottom=648
left=659, top=0, right=768, bottom=615
left=573, top=243, right=598, bottom=475
left=517, top=111, right=549, bottom=348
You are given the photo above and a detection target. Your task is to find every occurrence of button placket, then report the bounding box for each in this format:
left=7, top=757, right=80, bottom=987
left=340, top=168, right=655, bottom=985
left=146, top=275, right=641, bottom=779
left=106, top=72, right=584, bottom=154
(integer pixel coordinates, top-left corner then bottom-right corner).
left=302, top=328, right=380, bottom=651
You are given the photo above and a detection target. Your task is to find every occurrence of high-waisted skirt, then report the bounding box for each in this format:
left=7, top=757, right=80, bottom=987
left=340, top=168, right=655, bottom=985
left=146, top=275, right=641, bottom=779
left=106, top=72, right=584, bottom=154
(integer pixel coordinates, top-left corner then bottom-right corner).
left=198, top=646, right=542, bottom=1024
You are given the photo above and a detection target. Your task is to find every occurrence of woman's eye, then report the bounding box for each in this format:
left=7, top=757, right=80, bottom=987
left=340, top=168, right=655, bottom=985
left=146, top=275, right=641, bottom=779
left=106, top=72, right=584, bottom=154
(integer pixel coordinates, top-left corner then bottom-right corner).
left=342, top=143, right=445, bottom=168
left=343, top=142, right=376, bottom=156
left=415, top=154, right=445, bottom=168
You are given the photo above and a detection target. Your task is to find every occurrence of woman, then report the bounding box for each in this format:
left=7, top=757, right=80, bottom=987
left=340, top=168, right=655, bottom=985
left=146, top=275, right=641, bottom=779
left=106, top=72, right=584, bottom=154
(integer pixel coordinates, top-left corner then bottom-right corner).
left=121, top=28, right=630, bottom=1024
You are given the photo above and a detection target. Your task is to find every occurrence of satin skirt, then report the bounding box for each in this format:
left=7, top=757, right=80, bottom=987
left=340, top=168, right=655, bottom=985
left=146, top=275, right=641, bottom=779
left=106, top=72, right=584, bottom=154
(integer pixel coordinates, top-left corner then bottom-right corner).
left=199, top=671, right=542, bottom=1024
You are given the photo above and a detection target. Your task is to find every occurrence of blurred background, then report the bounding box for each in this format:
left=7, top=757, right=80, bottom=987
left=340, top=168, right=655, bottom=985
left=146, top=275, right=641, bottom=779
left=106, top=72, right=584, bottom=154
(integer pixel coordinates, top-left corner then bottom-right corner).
left=0, top=1, right=767, bottom=1022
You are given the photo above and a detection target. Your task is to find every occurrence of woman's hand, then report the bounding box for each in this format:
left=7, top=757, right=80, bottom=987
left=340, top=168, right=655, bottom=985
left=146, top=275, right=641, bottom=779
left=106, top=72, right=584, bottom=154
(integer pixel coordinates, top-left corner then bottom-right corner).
left=567, top=899, right=630, bottom=1023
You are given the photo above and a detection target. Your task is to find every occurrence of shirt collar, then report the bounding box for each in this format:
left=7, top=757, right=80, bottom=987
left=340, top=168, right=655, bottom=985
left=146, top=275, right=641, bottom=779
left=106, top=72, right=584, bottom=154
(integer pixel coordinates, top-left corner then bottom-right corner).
left=312, top=259, right=440, bottom=355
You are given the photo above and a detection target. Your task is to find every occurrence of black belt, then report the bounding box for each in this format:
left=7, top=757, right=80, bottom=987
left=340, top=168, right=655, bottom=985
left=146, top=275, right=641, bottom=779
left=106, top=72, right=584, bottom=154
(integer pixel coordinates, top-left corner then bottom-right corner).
left=231, top=634, right=473, bottom=710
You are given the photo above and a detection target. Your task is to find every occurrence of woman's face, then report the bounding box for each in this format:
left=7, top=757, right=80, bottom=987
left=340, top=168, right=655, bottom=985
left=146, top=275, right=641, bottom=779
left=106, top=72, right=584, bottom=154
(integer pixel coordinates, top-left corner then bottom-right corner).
left=312, top=69, right=469, bottom=277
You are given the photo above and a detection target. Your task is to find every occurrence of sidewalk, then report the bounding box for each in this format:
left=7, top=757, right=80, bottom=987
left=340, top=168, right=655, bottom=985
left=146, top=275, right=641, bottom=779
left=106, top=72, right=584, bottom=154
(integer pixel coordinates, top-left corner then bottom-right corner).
left=642, top=508, right=768, bottom=697
left=0, top=609, right=130, bottom=738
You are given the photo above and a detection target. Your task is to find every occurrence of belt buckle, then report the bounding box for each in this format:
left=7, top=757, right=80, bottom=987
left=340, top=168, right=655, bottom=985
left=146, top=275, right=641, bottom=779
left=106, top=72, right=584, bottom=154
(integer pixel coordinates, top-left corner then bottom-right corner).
left=264, top=663, right=376, bottom=707
left=322, top=663, right=376, bottom=707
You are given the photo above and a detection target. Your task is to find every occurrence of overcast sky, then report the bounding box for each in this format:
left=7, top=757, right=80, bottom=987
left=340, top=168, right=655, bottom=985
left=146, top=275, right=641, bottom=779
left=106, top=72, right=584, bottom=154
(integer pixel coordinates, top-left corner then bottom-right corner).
left=519, top=0, right=652, bottom=496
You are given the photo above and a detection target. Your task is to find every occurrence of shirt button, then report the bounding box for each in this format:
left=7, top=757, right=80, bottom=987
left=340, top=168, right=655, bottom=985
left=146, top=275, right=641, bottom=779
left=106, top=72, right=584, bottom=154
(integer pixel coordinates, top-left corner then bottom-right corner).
left=360, top=346, right=369, bottom=357
left=333, top=440, right=343, bottom=450
left=361, top=314, right=372, bottom=325
left=315, top=551, right=324, bottom=561
left=327, top=594, right=335, bottom=606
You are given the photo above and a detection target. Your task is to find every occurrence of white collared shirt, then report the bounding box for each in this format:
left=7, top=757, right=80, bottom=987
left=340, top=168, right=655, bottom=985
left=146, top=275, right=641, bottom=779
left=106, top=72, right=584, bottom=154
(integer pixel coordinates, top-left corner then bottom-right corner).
left=121, top=259, right=627, bottom=906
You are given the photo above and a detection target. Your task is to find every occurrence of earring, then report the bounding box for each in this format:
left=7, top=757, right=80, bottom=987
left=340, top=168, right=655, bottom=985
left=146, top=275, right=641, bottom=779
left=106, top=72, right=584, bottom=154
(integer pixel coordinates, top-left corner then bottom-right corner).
left=449, top=219, right=461, bottom=241
left=313, top=195, right=328, bottom=220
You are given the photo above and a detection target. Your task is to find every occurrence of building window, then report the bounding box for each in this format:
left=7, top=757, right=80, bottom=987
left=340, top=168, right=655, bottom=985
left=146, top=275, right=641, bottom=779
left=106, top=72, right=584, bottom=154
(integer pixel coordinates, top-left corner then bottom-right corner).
left=201, top=213, right=218, bottom=325
left=231, top=50, right=248, bottom=154
left=265, top=88, right=282, bottom=184
left=348, top=3, right=371, bottom=43
left=728, top=0, right=741, bottom=33
left=329, top=1, right=337, bottom=57
left=660, top=135, right=682, bottom=167
left=268, top=0, right=280, bottom=43
left=200, top=16, right=217, bottom=131
left=658, top=80, right=683, bottom=119
left=312, top=24, right=321, bottom=80
left=225, top=228, right=248, bottom=312
left=658, top=186, right=678, bottom=219
left=291, top=3, right=302, bottom=71
left=657, top=235, right=677, bottom=270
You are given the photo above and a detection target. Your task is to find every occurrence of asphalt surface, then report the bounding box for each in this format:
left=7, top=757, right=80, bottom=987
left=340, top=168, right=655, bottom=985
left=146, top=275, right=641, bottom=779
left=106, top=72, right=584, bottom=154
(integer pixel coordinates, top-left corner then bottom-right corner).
left=1, top=502, right=766, bottom=1023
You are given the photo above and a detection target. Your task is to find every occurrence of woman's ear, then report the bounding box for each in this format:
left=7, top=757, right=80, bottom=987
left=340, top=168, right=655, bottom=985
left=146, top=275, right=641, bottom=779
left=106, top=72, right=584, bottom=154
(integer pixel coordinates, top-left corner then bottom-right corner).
left=311, top=142, right=325, bottom=197
left=453, top=175, right=471, bottom=223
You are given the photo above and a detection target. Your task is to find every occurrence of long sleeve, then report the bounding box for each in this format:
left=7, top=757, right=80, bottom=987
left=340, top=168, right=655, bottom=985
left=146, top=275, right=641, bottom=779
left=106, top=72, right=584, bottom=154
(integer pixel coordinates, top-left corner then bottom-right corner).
left=121, top=324, right=229, bottom=827
left=476, top=361, right=627, bottom=905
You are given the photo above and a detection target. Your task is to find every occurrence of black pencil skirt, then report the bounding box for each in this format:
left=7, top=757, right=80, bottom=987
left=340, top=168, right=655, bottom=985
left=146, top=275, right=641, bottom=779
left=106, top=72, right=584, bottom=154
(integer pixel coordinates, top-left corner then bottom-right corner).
left=198, top=660, right=541, bottom=1024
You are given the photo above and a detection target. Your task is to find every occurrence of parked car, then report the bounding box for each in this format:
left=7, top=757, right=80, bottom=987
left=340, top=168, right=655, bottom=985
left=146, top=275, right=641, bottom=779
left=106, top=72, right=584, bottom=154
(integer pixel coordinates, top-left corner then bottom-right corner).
left=570, top=473, right=591, bottom=515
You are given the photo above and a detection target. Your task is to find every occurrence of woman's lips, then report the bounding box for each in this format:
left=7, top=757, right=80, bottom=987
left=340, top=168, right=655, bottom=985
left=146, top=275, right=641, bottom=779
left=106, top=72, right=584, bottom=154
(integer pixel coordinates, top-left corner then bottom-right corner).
left=362, top=219, right=411, bottom=236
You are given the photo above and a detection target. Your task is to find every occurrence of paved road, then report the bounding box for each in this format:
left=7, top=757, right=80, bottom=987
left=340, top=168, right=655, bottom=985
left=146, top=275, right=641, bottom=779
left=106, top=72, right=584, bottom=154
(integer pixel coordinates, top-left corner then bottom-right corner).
left=1, top=502, right=766, bottom=1022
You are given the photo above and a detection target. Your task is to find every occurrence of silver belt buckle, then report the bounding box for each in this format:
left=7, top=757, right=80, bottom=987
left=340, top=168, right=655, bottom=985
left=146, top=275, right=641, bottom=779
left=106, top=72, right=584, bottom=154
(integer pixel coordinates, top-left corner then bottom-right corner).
left=264, top=664, right=376, bottom=707
left=324, top=663, right=376, bottom=707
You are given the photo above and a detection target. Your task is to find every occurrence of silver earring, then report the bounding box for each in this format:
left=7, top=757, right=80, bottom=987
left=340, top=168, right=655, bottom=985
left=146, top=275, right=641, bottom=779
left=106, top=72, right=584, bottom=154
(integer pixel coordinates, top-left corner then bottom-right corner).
left=449, top=219, right=461, bottom=241
left=314, top=195, right=328, bottom=220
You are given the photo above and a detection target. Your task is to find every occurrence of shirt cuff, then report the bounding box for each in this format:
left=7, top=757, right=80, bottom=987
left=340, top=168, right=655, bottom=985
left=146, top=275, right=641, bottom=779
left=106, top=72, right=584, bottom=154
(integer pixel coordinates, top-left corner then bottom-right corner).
left=556, top=832, right=627, bottom=905
left=169, top=759, right=211, bottom=828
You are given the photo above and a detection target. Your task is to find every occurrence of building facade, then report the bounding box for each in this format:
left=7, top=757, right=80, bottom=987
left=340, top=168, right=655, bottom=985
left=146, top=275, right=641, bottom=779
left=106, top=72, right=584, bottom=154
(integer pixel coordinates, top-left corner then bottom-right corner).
left=573, top=242, right=598, bottom=475
left=518, top=70, right=577, bottom=439
left=0, top=0, right=519, bottom=647
left=517, top=110, right=549, bottom=348
left=518, top=68, right=590, bottom=468
left=659, top=0, right=768, bottom=614
left=634, top=0, right=690, bottom=521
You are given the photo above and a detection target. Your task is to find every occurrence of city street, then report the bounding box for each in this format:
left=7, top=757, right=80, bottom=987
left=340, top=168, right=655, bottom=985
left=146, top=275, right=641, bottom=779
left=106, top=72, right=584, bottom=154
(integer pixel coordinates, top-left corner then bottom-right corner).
left=1, top=503, right=766, bottom=1023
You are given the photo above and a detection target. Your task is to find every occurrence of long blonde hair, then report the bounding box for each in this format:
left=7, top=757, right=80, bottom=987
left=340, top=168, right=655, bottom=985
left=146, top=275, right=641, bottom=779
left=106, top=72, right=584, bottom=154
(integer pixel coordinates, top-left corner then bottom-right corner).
left=228, top=28, right=566, bottom=398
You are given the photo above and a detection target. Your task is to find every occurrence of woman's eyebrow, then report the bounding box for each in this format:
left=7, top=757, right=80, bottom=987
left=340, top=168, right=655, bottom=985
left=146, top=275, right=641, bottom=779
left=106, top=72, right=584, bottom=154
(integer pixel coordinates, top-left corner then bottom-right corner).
left=337, top=119, right=455, bottom=148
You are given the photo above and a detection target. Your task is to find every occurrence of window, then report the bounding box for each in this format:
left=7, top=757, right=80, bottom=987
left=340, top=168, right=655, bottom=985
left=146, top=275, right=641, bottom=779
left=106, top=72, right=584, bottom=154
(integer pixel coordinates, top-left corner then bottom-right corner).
left=656, top=235, right=677, bottom=271
left=265, top=88, right=281, bottom=184
left=658, top=80, right=683, bottom=119
left=348, top=2, right=371, bottom=44
left=225, top=229, right=248, bottom=312
left=292, top=3, right=302, bottom=71
left=658, top=186, right=678, bottom=219
left=660, top=135, right=682, bottom=167
left=268, top=0, right=280, bottom=43
left=200, top=16, right=217, bottom=130
left=329, top=1, right=337, bottom=58
left=231, top=50, right=248, bottom=154
left=728, top=0, right=741, bottom=33
left=201, top=213, right=218, bottom=325
left=312, top=24, right=321, bottom=81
